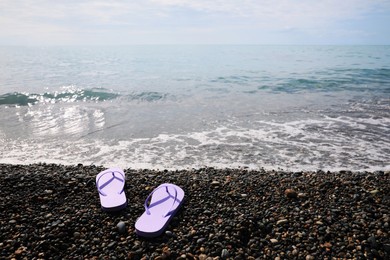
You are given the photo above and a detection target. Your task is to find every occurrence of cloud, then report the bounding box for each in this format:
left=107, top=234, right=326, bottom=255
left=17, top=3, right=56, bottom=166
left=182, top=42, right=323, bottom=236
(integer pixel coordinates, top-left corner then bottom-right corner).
left=155, top=0, right=390, bottom=30
left=0, top=0, right=389, bottom=44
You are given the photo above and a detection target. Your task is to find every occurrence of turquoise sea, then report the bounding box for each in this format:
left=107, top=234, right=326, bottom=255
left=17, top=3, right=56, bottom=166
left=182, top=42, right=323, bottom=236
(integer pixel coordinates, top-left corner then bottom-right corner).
left=0, top=45, right=389, bottom=171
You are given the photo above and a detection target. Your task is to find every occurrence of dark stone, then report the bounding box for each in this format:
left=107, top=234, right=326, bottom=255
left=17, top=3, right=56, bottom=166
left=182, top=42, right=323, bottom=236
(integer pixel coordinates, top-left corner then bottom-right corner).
left=107, top=241, right=117, bottom=249
left=221, top=249, right=230, bottom=259
left=367, top=236, right=378, bottom=249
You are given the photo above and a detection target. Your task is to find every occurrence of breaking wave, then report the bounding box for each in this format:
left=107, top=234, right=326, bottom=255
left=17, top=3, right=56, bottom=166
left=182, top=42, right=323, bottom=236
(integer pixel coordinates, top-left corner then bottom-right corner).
left=0, top=87, right=170, bottom=106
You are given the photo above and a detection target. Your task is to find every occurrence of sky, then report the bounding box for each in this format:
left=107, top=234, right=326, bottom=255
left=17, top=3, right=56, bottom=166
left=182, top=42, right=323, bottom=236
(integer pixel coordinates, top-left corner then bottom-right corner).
left=1, top=0, right=390, bottom=45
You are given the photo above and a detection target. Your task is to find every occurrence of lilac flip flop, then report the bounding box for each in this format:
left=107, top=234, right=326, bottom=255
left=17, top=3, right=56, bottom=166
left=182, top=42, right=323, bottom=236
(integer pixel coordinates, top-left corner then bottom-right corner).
left=96, top=168, right=127, bottom=211
left=135, top=183, right=185, bottom=237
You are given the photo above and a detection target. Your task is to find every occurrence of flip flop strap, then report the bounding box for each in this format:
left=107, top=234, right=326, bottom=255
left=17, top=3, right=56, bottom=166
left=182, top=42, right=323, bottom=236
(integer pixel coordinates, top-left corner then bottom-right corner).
left=144, top=185, right=178, bottom=218
left=96, top=170, right=125, bottom=196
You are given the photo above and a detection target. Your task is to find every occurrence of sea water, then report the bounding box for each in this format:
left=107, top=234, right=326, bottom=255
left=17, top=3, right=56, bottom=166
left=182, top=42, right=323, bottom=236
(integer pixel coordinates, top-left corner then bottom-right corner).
left=0, top=45, right=389, bottom=171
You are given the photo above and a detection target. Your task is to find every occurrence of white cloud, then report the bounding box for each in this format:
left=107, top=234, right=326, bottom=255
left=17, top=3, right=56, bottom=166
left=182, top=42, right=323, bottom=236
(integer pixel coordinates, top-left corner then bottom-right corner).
left=150, top=0, right=390, bottom=28
left=0, top=0, right=389, bottom=44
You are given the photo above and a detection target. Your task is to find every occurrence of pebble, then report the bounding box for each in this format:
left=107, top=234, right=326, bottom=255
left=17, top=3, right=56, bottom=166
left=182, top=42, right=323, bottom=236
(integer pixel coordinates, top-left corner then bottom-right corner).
left=107, top=241, right=117, bottom=249
left=117, top=221, right=126, bottom=234
left=323, top=242, right=332, bottom=248
left=198, top=254, right=207, bottom=260
left=15, top=247, right=25, bottom=255
left=221, top=249, right=229, bottom=259
left=367, top=236, right=378, bottom=249
left=211, top=181, right=220, bottom=186
left=0, top=164, right=388, bottom=259
left=197, top=238, right=206, bottom=244
left=276, top=219, right=288, bottom=225
left=285, top=189, right=298, bottom=198
left=369, top=189, right=379, bottom=194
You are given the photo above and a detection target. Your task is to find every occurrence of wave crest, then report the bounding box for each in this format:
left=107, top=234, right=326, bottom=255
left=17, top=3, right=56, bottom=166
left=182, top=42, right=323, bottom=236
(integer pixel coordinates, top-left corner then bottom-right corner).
left=0, top=87, right=170, bottom=106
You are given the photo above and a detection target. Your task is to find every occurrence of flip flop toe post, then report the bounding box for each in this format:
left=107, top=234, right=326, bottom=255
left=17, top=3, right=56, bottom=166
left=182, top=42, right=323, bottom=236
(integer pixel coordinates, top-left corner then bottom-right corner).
left=96, top=168, right=127, bottom=211
left=135, top=183, right=185, bottom=237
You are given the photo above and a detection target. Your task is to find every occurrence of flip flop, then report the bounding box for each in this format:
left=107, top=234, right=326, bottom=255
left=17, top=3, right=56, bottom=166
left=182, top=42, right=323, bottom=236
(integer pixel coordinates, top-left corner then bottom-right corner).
left=135, top=183, right=185, bottom=237
left=96, top=168, right=127, bottom=211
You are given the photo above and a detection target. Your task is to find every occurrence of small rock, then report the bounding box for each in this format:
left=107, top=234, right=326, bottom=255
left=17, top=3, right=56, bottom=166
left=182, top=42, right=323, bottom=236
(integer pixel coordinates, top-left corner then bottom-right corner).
left=197, top=238, right=206, bottom=244
left=162, top=246, right=171, bottom=257
left=367, top=236, right=378, bottom=249
left=277, top=219, right=288, bottom=225
left=15, top=247, right=25, bottom=255
left=165, top=230, right=177, bottom=238
left=306, top=255, right=315, bottom=260
left=270, top=239, right=278, bottom=244
left=117, top=221, right=126, bottom=234
left=204, top=210, right=212, bottom=215
left=211, top=181, right=220, bottom=186
left=107, top=241, right=117, bottom=249
left=285, top=189, right=298, bottom=198
left=198, top=254, right=207, bottom=260
left=369, top=189, right=379, bottom=195
left=51, top=220, right=61, bottom=226
left=221, top=249, right=229, bottom=259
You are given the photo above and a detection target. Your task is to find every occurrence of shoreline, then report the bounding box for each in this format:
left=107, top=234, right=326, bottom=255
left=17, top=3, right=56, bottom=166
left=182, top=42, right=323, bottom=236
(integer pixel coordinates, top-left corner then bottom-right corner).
left=1, top=163, right=389, bottom=259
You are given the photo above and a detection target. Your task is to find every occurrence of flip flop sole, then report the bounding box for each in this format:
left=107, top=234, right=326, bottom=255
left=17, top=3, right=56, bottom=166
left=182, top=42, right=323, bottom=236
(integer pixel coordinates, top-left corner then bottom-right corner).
left=96, top=168, right=127, bottom=211
left=135, top=183, right=185, bottom=237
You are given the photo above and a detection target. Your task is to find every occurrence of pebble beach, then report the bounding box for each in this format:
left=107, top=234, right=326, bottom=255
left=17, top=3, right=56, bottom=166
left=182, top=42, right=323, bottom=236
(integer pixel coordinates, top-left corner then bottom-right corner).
left=1, top=163, right=389, bottom=259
